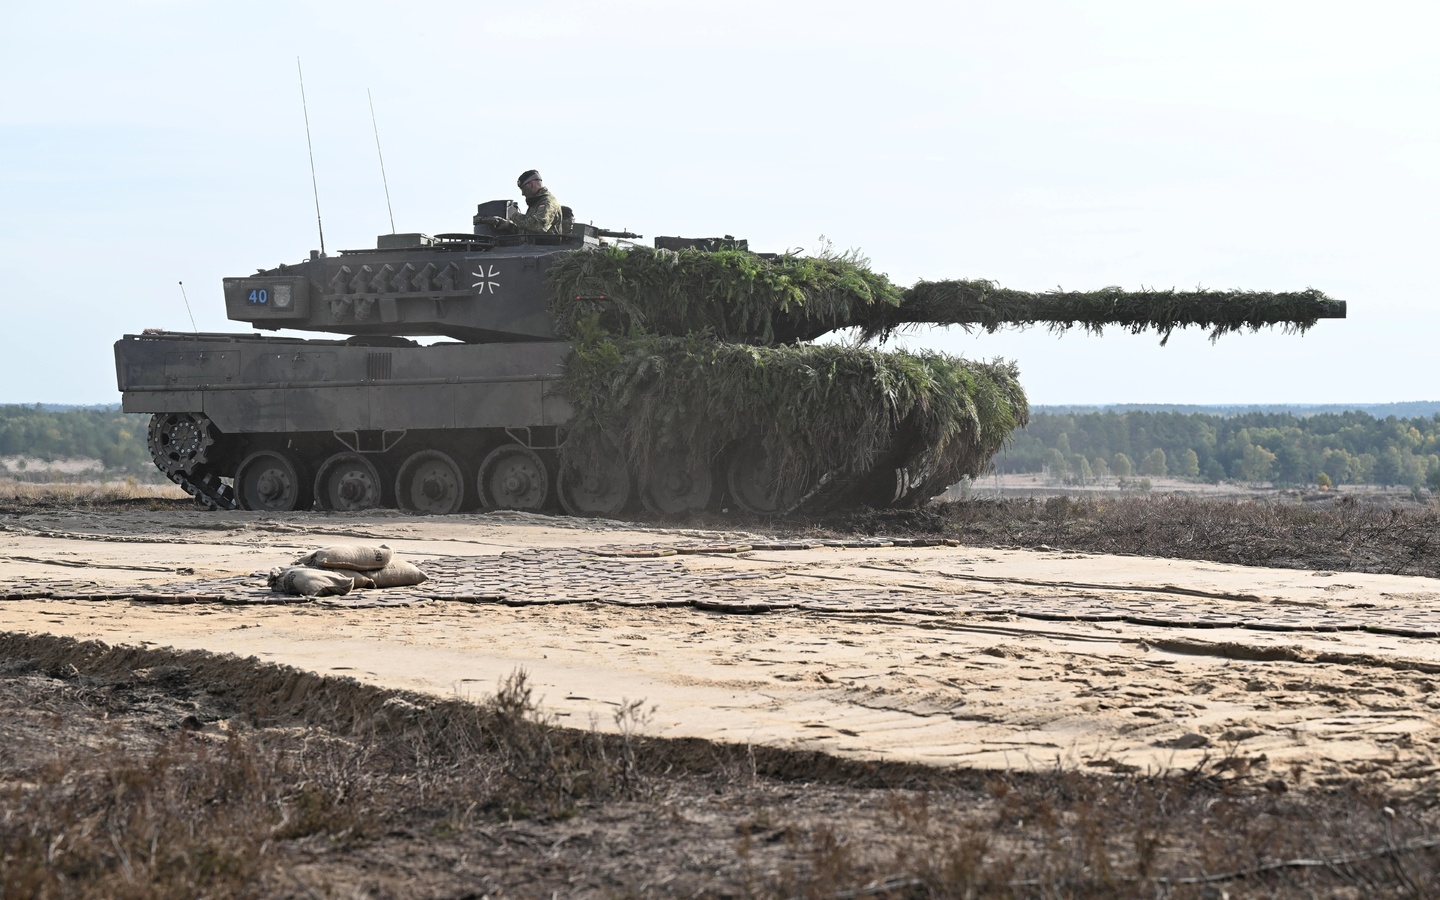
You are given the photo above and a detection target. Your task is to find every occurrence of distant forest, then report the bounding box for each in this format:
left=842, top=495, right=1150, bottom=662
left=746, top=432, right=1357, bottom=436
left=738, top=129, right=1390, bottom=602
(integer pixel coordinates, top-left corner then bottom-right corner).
left=0, top=404, right=155, bottom=478
left=1001, top=409, right=1440, bottom=491
left=1038, top=402, right=1440, bottom=420
left=5, top=403, right=1440, bottom=490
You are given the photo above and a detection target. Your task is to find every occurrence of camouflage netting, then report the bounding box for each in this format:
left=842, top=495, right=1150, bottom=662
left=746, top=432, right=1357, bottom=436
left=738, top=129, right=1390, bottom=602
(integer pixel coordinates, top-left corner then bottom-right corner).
left=548, top=246, right=901, bottom=343
left=546, top=246, right=1342, bottom=345
left=546, top=246, right=1336, bottom=508
left=554, top=333, right=1027, bottom=506
left=868, top=280, right=1346, bottom=346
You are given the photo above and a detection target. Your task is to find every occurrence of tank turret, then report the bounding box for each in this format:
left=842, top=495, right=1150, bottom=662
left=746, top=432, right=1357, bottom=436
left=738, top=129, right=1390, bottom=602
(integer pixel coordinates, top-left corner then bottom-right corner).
left=221, top=201, right=640, bottom=343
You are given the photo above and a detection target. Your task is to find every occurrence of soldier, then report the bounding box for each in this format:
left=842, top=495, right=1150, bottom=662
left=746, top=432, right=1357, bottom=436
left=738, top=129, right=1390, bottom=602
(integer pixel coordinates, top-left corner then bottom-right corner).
left=488, top=169, right=564, bottom=235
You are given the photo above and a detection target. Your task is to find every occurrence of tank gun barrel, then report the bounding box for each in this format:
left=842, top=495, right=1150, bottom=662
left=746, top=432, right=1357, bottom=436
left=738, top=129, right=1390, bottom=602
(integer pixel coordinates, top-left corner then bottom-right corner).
left=863, top=281, right=1347, bottom=345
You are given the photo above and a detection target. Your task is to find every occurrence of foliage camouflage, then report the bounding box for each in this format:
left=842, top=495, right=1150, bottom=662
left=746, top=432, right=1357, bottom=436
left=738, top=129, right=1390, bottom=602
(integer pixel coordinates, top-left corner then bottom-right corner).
left=547, top=246, right=1342, bottom=346
left=869, top=281, right=1344, bottom=345
left=546, top=246, right=1336, bottom=507
left=548, top=245, right=901, bottom=343
left=555, top=332, right=1026, bottom=504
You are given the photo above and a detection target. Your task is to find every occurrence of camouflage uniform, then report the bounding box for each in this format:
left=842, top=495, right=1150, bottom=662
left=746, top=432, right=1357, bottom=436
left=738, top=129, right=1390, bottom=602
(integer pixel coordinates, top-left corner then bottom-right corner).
left=509, top=187, right=564, bottom=234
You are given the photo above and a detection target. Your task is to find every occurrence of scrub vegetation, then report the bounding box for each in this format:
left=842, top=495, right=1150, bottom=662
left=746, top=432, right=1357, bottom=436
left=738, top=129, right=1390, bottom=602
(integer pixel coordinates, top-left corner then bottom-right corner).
left=825, top=492, right=1440, bottom=579
left=3, top=630, right=1437, bottom=899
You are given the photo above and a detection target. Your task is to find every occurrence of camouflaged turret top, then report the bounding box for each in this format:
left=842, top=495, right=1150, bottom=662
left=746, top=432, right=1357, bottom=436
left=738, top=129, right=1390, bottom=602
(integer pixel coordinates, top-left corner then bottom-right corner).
left=509, top=187, right=564, bottom=234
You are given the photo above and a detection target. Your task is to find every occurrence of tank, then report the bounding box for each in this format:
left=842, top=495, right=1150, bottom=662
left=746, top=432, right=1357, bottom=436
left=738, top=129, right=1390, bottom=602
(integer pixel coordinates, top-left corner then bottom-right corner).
left=114, top=201, right=1345, bottom=516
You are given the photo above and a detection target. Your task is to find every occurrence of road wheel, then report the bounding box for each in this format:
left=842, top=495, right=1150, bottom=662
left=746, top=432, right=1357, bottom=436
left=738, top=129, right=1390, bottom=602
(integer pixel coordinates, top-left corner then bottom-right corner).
left=395, top=450, right=465, bottom=515
left=724, top=440, right=803, bottom=515
left=556, top=446, right=630, bottom=517
left=314, top=453, right=387, bottom=512
left=640, top=448, right=713, bottom=516
left=479, top=444, right=550, bottom=511
left=235, top=450, right=312, bottom=512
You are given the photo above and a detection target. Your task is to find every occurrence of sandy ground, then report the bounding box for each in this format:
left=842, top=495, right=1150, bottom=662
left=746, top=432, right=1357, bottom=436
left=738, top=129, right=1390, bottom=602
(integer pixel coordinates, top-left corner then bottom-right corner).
left=2, top=507, right=1438, bottom=789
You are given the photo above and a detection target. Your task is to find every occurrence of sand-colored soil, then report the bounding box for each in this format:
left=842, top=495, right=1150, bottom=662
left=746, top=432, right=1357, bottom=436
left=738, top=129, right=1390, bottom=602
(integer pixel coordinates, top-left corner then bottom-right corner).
left=2, top=508, right=1438, bottom=789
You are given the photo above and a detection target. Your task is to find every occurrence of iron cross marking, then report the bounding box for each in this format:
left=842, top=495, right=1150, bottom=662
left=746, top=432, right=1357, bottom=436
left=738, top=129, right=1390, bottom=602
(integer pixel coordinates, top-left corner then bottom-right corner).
left=471, top=264, right=501, bottom=294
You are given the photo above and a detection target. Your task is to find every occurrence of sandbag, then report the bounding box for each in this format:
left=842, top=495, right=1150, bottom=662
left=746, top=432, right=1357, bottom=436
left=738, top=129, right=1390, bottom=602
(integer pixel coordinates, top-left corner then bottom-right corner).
left=293, top=544, right=393, bottom=572
left=268, top=566, right=356, bottom=598
left=362, top=559, right=428, bottom=588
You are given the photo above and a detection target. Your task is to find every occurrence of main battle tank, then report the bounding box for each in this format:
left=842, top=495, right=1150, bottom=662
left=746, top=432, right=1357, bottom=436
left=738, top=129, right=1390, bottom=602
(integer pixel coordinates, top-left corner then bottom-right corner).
left=114, top=200, right=1345, bottom=516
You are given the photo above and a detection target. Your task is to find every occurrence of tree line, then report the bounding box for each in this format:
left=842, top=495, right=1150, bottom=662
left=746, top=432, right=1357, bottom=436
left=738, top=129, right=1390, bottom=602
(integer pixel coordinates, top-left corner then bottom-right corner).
left=0, top=405, right=156, bottom=477
left=999, top=409, right=1440, bottom=490
left=5, top=403, right=1440, bottom=491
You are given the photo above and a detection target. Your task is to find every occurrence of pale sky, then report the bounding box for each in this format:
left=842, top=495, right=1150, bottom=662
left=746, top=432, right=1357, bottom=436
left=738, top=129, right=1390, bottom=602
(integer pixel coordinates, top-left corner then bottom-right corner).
left=2, top=1, right=1434, bottom=405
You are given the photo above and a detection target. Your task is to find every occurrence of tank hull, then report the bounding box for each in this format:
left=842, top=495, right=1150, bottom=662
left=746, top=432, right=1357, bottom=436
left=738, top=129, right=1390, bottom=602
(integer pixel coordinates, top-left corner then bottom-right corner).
left=116, top=332, right=574, bottom=513
left=115, top=329, right=989, bottom=517
left=117, top=333, right=572, bottom=431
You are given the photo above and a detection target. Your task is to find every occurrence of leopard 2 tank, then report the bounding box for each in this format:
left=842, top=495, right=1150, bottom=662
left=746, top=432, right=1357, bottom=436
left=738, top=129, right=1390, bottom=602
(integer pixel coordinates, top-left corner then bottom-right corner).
left=115, top=200, right=1344, bottom=516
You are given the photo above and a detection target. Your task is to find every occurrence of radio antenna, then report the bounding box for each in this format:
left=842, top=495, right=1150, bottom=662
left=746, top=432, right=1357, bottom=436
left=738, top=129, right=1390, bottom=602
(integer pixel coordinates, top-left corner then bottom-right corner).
left=296, top=57, right=326, bottom=255
left=177, top=281, right=199, bottom=333
left=368, top=88, right=396, bottom=234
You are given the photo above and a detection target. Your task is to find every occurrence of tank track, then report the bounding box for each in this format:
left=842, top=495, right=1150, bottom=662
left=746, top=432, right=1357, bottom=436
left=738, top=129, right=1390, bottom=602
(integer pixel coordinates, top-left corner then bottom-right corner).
left=140, top=412, right=920, bottom=517
left=165, top=468, right=238, bottom=511
left=147, top=413, right=238, bottom=510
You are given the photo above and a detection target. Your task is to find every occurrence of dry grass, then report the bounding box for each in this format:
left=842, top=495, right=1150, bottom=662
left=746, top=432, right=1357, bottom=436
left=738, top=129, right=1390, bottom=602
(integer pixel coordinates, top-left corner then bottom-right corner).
left=819, top=493, right=1440, bottom=578
left=2, top=633, right=1438, bottom=898
left=0, top=477, right=187, bottom=507
left=0, top=637, right=652, bottom=898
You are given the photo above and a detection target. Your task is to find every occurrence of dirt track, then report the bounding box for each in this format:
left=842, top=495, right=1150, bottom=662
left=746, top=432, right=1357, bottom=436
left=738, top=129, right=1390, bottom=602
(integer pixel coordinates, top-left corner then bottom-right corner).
left=3, top=506, right=1438, bottom=789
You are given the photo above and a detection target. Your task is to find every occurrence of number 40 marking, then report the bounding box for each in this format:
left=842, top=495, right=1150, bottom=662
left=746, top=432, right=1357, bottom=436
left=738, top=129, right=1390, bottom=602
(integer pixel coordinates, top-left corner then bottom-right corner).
left=248, top=289, right=269, bottom=304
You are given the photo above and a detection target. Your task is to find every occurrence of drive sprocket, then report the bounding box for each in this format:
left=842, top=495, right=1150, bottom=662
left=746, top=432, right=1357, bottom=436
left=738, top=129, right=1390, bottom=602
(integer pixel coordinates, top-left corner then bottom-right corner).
left=147, top=412, right=217, bottom=477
